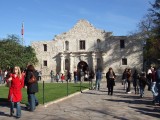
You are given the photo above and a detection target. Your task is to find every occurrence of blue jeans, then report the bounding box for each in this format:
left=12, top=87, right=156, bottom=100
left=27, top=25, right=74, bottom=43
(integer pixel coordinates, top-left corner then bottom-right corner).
left=28, top=93, right=38, bottom=111
left=154, top=83, right=160, bottom=103
left=123, top=79, right=127, bottom=90
left=74, top=76, right=77, bottom=83
left=10, top=102, right=21, bottom=117
left=140, top=86, right=145, bottom=97
left=151, top=82, right=158, bottom=97
left=95, top=79, right=101, bottom=90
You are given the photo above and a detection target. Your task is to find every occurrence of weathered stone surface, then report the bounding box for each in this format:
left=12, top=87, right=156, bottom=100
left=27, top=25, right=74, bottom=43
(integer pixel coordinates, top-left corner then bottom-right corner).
left=32, top=19, right=142, bottom=81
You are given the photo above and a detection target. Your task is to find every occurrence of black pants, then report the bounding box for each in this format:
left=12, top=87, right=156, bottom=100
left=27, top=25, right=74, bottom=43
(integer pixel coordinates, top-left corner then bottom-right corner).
left=108, top=85, right=113, bottom=95
left=126, top=80, right=131, bottom=92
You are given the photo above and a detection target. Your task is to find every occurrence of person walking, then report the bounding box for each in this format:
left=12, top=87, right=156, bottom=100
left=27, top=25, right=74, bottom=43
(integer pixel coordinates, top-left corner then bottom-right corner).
left=126, top=69, right=132, bottom=94
left=74, top=70, right=78, bottom=83
left=50, top=70, right=54, bottom=82
left=25, top=65, right=39, bottom=112
left=106, top=67, right=116, bottom=95
left=139, top=72, right=147, bottom=98
left=67, top=71, right=71, bottom=82
left=151, top=67, right=158, bottom=104
left=122, top=68, right=128, bottom=90
left=7, top=66, right=24, bottom=118
left=38, top=71, right=42, bottom=81
left=56, top=73, right=60, bottom=83
left=147, top=67, right=152, bottom=91
left=61, top=73, right=65, bottom=83
left=133, top=69, right=140, bottom=94
left=95, top=69, right=102, bottom=90
left=155, top=65, right=160, bottom=105
left=89, top=69, right=95, bottom=90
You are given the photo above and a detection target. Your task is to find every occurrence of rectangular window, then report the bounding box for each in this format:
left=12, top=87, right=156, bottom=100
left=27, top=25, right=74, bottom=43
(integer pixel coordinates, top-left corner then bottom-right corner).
left=122, top=58, right=127, bottom=65
left=80, top=40, right=85, bottom=50
left=43, top=44, right=47, bottom=51
left=120, top=40, right=125, bottom=48
left=43, top=60, right=47, bottom=66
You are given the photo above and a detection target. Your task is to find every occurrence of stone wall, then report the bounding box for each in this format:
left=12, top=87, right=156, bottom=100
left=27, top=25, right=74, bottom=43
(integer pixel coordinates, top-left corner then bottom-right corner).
left=31, top=19, right=142, bottom=81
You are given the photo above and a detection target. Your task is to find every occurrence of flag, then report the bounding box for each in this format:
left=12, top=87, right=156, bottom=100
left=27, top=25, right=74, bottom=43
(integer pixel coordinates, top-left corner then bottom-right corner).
left=21, top=22, right=24, bottom=36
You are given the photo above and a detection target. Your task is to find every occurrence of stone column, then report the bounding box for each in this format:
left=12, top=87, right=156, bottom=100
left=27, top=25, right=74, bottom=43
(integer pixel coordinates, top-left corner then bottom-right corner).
left=102, top=53, right=106, bottom=73
left=60, top=53, right=64, bottom=74
left=70, top=53, right=73, bottom=80
left=92, top=52, right=96, bottom=72
left=70, top=53, right=73, bottom=73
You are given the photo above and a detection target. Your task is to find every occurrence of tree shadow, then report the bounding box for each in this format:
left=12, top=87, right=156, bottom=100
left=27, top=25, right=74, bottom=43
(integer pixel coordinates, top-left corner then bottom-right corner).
left=85, top=108, right=129, bottom=120
left=104, top=98, right=152, bottom=106
left=130, top=106, right=160, bottom=118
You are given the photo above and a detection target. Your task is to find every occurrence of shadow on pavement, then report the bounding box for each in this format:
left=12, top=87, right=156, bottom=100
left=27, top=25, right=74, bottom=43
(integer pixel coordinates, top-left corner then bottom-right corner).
left=0, top=98, right=10, bottom=107
left=0, top=111, right=10, bottom=117
left=130, top=106, right=160, bottom=119
left=85, top=108, right=128, bottom=120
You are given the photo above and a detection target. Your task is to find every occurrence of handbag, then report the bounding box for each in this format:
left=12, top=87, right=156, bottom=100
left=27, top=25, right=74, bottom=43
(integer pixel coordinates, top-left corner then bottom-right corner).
left=28, top=72, right=37, bottom=84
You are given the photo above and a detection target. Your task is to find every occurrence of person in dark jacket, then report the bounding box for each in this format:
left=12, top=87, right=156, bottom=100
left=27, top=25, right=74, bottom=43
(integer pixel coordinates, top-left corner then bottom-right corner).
left=133, top=69, right=140, bottom=94
left=25, top=64, right=39, bottom=111
left=139, top=72, right=147, bottom=98
left=122, top=68, right=128, bottom=90
left=126, top=69, right=132, bottom=93
left=106, top=67, right=116, bottom=95
left=89, top=69, right=95, bottom=90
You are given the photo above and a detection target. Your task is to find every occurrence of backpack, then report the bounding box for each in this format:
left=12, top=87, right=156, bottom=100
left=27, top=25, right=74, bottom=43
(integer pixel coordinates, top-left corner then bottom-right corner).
left=28, top=72, right=37, bottom=84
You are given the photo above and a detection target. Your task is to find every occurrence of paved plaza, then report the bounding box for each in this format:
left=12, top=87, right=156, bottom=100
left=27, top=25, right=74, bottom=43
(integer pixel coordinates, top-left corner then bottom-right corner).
left=0, top=82, right=160, bottom=120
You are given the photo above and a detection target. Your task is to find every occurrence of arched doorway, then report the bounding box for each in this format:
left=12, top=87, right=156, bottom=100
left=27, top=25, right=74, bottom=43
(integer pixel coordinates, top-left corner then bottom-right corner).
left=77, top=61, right=88, bottom=72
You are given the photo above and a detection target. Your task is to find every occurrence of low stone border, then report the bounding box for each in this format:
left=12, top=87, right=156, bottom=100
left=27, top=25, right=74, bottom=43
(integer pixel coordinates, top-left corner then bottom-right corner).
left=44, top=89, right=89, bottom=107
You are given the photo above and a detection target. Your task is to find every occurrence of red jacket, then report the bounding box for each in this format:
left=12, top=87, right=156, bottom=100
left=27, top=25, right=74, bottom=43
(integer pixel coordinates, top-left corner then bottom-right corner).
left=61, top=75, right=65, bottom=81
left=8, top=74, right=24, bottom=102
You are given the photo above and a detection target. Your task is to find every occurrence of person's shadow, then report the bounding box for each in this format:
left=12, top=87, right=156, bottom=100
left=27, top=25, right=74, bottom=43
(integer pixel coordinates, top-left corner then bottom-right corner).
left=0, top=98, right=10, bottom=107
left=0, top=98, right=11, bottom=117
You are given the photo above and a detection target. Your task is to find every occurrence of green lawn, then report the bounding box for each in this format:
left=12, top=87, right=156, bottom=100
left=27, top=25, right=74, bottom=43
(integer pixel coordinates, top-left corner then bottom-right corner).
left=0, top=82, right=89, bottom=105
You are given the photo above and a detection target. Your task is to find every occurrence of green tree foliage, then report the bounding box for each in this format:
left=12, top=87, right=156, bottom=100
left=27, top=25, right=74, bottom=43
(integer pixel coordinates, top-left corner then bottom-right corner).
left=136, top=0, right=160, bottom=63
left=0, top=35, right=38, bottom=70
left=145, top=0, right=160, bottom=61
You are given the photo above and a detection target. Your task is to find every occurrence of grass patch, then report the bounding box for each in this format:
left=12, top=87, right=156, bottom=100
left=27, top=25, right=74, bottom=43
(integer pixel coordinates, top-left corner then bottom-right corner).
left=0, top=82, right=89, bottom=105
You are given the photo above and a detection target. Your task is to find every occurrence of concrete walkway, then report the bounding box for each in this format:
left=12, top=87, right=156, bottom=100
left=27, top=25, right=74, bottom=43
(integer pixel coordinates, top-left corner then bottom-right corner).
left=0, top=82, right=160, bottom=120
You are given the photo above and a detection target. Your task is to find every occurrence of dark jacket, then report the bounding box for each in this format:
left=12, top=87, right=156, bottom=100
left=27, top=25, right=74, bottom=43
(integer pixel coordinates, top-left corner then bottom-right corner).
left=25, top=70, right=38, bottom=94
left=156, top=68, right=160, bottom=83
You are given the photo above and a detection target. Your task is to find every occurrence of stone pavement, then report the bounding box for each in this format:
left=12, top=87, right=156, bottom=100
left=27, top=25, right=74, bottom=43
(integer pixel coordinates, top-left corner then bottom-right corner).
left=0, top=82, right=160, bottom=120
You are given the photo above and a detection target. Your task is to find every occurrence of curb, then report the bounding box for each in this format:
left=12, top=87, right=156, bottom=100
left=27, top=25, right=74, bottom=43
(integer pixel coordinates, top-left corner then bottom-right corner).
left=44, top=89, right=89, bottom=107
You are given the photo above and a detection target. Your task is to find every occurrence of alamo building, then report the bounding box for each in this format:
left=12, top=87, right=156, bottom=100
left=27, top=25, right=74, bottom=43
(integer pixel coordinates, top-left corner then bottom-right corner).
left=32, top=19, right=143, bottom=81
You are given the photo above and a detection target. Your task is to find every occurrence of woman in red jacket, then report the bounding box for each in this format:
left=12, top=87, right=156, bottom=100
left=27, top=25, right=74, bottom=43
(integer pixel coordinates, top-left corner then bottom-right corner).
left=7, top=66, right=24, bottom=118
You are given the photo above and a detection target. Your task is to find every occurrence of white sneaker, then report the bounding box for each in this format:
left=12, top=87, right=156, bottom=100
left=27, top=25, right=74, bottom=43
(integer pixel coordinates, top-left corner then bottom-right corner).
left=127, top=91, right=131, bottom=94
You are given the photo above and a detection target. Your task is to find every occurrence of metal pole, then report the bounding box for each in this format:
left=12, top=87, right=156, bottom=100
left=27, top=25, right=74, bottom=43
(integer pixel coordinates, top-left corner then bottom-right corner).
left=43, top=81, right=44, bottom=105
left=80, top=79, right=82, bottom=93
left=67, top=79, right=69, bottom=96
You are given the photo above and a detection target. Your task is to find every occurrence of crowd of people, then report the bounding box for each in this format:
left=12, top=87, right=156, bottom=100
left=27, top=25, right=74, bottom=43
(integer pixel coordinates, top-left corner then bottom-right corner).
left=2, top=64, right=160, bottom=118
left=121, top=65, right=160, bottom=105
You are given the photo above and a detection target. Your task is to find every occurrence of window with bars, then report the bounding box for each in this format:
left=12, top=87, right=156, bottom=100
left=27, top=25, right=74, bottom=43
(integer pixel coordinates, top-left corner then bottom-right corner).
left=80, top=40, right=85, bottom=50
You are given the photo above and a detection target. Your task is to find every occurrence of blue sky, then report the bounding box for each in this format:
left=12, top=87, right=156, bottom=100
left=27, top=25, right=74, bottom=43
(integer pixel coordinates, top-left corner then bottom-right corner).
left=0, top=0, right=153, bottom=46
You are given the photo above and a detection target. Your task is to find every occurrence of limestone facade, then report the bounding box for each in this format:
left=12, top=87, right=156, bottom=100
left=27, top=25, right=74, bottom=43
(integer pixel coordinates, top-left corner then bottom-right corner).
left=32, top=19, right=143, bottom=81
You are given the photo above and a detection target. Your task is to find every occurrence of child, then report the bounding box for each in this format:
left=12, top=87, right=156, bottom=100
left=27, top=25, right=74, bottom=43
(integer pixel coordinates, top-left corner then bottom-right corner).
left=61, top=74, right=65, bottom=83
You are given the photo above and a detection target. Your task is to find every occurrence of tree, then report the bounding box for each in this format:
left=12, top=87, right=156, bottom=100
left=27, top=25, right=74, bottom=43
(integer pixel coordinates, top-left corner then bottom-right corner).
left=133, top=0, right=160, bottom=65
left=0, top=35, right=38, bottom=70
